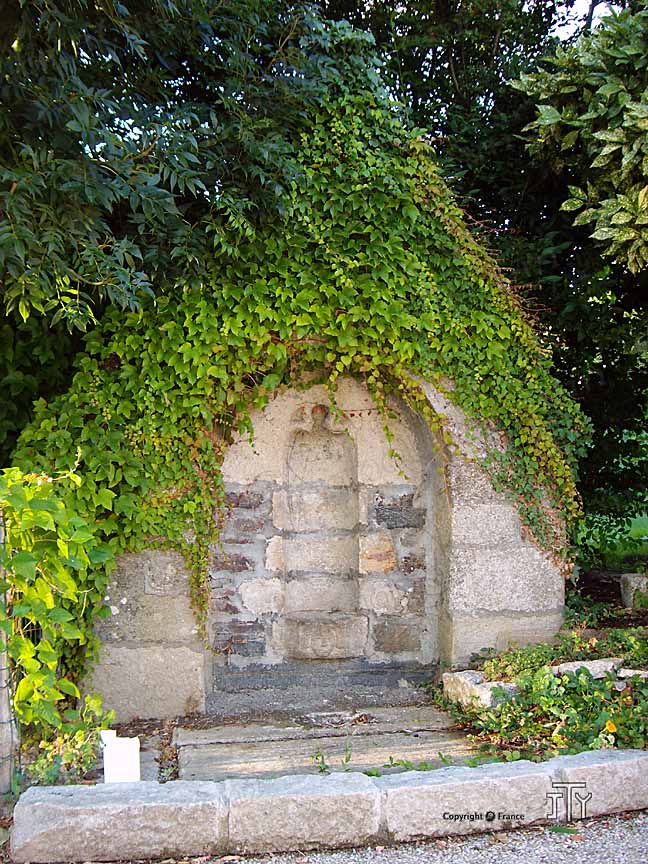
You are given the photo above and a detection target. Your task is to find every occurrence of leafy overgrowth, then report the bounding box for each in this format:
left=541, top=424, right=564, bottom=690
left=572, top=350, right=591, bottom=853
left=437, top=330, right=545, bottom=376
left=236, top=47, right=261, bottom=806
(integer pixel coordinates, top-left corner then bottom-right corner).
left=438, top=627, right=648, bottom=757
left=563, top=586, right=615, bottom=630
left=24, top=694, right=110, bottom=785
left=516, top=3, right=648, bottom=274
left=0, top=1, right=381, bottom=327
left=463, top=666, right=648, bottom=756
left=0, top=3, right=387, bottom=465
left=479, top=627, right=648, bottom=681
left=12, top=92, right=587, bottom=695
left=323, top=3, right=648, bottom=557
left=0, top=467, right=113, bottom=737
left=0, top=318, right=82, bottom=466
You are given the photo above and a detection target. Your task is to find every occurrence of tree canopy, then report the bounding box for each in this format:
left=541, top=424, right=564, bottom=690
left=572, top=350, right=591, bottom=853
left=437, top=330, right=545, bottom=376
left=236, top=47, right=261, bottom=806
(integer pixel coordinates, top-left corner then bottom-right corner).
left=515, top=2, right=648, bottom=549
left=0, top=0, right=379, bottom=328
left=516, top=2, right=648, bottom=273
left=0, top=1, right=381, bottom=462
left=318, top=1, right=647, bottom=549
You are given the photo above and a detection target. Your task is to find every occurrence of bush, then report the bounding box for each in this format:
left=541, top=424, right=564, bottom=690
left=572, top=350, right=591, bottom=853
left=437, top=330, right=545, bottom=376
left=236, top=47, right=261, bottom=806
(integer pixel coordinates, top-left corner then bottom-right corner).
left=0, top=466, right=113, bottom=737
left=442, top=627, right=648, bottom=758
left=25, top=694, right=112, bottom=785
left=459, top=667, right=648, bottom=756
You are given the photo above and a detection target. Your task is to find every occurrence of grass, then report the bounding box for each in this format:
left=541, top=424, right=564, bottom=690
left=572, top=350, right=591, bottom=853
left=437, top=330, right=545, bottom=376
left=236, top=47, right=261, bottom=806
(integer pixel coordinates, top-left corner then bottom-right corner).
left=602, top=515, right=648, bottom=569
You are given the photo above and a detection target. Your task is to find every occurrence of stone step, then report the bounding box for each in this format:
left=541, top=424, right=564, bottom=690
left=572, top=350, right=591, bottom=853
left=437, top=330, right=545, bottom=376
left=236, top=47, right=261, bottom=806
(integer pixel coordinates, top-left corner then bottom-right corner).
left=175, top=705, right=457, bottom=746
left=174, top=704, right=476, bottom=782
left=205, top=683, right=431, bottom=720
left=212, top=659, right=433, bottom=694
left=177, top=728, right=476, bottom=781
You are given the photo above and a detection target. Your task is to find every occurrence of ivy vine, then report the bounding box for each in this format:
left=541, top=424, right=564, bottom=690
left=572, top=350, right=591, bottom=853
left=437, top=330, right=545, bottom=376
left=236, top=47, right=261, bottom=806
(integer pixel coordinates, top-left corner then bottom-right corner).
left=0, top=466, right=113, bottom=736
left=12, top=93, right=590, bottom=696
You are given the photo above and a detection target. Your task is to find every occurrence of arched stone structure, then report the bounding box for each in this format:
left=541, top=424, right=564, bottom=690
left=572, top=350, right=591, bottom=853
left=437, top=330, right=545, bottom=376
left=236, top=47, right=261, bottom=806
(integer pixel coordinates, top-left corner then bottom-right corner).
left=88, top=378, right=564, bottom=721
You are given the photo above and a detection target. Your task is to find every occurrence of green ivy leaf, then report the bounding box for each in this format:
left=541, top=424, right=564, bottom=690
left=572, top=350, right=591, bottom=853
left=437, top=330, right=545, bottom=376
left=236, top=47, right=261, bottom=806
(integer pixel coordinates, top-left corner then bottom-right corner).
left=10, top=551, right=38, bottom=580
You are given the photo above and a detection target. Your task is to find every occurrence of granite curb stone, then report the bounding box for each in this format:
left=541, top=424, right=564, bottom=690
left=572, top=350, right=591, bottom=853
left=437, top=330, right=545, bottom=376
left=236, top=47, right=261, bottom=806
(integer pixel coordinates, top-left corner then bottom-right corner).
left=226, top=772, right=381, bottom=852
left=10, top=780, right=228, bottom=863
left=375, top=759, right=558, bottom=841
left=11, top=750, right=648, bottom=862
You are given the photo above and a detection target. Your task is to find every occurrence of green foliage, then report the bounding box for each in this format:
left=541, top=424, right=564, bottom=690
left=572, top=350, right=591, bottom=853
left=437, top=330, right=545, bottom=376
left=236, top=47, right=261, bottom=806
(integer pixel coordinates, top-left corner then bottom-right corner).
left=24, top=693, right=112, bottom=785
left=504, top=2, right=648, bottom=549
left=0, top=466, right=112, bottom=736
left=563, top=587, right=613, bottom=630
left=479, top=627, right=648, bottom=681
left=316, top=748, right=455, bottom=777
left=463, top=666, right=648, bottom=755
left=0, top=1, right=387, bottom=473
left=12, top=93, right=588, bottom=645
left=383, top=755, right=437, bottom=772
left=635, top=589, right=648, bottom=609
left=322, top=3, right=648, bottom=540
left=311, top=749, right=331, bottom=774
left=516, top=4, right=648, bottom=274
left=2, top=0, right=643, bottom=570
left=0, top=316, right=81, bottom=466
left=0, top=1, right=381, bottom=327
left=480, top=641, right=556, bottom=681
left=443, top=628, right=648, bottom=757
left=576, top=511, right=647, bottom=570
left=322, top=0, right=574, bottom=192
left=574, top=410, right=648, bottom=569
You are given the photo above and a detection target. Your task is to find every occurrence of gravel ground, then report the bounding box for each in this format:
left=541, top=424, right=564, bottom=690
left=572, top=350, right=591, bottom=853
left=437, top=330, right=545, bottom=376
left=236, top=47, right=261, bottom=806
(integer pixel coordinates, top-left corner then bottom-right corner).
left=239, top=811, right=648, bottom=864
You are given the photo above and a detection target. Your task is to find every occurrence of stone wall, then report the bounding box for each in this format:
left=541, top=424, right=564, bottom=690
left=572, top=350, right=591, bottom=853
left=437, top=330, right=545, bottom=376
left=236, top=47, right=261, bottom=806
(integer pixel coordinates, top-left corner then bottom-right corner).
left=439, top=460, right=564, bottom=662
left=88, top=378, right=564, bottom=721
left=212, top=482, right=430, bottom=665
left=86, top=550, right=208, bottom=720
left=209, top=379, right=439, bottom=702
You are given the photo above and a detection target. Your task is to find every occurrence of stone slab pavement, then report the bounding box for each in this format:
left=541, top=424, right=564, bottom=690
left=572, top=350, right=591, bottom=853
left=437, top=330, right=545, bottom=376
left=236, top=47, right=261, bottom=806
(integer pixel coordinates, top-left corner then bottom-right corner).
left=173, top=705, right=477, bottom=781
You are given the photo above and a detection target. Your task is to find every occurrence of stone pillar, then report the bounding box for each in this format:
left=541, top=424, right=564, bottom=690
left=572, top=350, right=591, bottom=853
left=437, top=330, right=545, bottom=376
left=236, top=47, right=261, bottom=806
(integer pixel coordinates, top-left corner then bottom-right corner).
left=86, top=550, right=208, bottom=722
left=439, top=460, right=564, bottom=664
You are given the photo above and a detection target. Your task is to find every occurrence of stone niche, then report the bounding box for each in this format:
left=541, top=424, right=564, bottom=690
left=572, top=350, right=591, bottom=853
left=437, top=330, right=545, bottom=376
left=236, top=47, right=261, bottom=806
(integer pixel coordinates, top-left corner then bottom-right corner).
left=88, top=378, right=565, bottom=721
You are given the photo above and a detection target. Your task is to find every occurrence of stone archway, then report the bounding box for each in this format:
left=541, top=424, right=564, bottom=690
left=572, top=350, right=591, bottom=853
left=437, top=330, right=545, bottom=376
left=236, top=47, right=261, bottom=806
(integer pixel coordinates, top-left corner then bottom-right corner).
left=274, top=402, right=363, bottom=659
left=88, top=377, right=564, bottom=721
